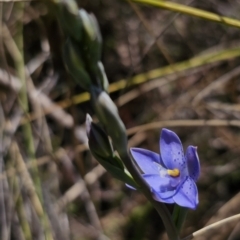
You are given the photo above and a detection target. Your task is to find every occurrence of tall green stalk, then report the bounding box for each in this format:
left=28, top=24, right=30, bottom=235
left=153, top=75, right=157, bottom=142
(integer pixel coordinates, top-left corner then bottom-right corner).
left=131, top=0, right=240, bottom=29
left=11, top=3, right=53, bottom=240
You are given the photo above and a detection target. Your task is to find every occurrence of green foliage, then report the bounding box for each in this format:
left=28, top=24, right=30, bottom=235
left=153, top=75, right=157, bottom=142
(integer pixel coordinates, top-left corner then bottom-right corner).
left=63, top=39, right=92, bottom=90
left=92, top=153, right=137, bottom=188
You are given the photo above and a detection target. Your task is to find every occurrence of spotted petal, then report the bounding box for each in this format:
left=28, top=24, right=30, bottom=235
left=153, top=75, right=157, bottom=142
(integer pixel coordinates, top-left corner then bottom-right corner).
left=142, top=174, right=176, bottom=199
left=185, top=146, right=200, bottom=182
left=130, top=148, right=162, bottom=174
left=173, top=177, right=198, bottom=210
left=160, top=128, right=186, bottom=171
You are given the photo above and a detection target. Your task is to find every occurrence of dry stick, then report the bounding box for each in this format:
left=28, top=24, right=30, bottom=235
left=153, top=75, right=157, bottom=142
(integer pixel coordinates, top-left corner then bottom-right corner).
left=201, top=193, right=240, bottom=239
left=8, top=144, right=32, bottom=240
left=193, top=65, right=240, bottom=105
left=28, top=85, right=73, bottom=127
left=0, top=105, right=9, bottom=240
left=0, top=146, right=84, bottom=182
left=10, top=142, right=50, bottom=237
left=55, top=168, right=110, bottom=238
left=0, top=38, right=72, bottom=128
left=227, top=222, right=240, bottom=240
left=26, top=74, right=69, bottom=239
left=207, top=102, right=240, bottom=114
left=126, top=119, right=240, bottom=135
left=2, top=15, right=34, bottom=240
left=27, top=76, right=51, bottom=148
left=0, top=68, right=22, bottom=91
left=14, top=186, right=32, bottom=240
left=182, top=214, right=240, bottom=240
left=123, top=7, right=181, bottom=99
left=3, top=20, right=41, bottom=193
left=53, top=149, right=105, bottom=239
left=0, top=2, right=15, bottom=96
left=20, top=44, right=240, bottom=124
left=56, top=164, right=105, bottom=212
left=128, top=0, right=175, bottom=65
left=124, top=0, right=193, bottom=95
left=42, top=189, right=70, bottom=240
left=5, top=67, right=74, bottom=127
left=126, top=0, right=183, bottom=108
left=27, top=76, right=69, bottom=240
left=137, top=9, right=181, bottom=68
left=0, top=58, right=73, bottom=128
left=11, top=215, right=25, bottom=240
left=29, top=134, right=145, bottom=211
left=79, top=176, right=109, bottom=240
left=1, top=118, right=240, bottom=183
left=116, top=63, right=217, bottom=107
left=0, top=52, right=48, bottom=92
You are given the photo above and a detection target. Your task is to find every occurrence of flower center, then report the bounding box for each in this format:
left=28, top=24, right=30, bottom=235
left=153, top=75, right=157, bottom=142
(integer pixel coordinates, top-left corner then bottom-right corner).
left=167, top=168, right=180, bottom=177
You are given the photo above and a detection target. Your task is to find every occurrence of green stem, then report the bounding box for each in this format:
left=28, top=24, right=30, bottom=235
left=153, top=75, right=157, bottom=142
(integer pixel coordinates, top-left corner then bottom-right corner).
left=11, top=3, right=53, bottom=240
left=172, top=205, right=188, bottom=233
left=131, top=0, right=240, bottom=29
left=13, top=3, right=39, bottom=188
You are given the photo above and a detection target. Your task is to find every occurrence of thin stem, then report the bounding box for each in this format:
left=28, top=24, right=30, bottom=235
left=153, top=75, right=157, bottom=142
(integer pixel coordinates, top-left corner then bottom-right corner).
left=5, top=4, right=54, bottom=240
left=126, top=119, right=240, bottom=135
left=12, top=4, right=39, bottom=187
left=172, top=205, right=188, bottom=233
left=131, top=0, right=240, bottom=29
left=8, top=144, right=32, bottom=240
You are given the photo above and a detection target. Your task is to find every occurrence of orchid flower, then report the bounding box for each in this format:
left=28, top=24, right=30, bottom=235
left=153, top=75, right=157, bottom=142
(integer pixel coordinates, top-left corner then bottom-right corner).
left=130, top=128, right=200, bottom=210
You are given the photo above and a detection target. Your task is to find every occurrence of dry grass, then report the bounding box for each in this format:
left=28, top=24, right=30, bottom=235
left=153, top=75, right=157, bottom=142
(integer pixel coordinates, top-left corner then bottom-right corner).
left=0, top=0, right=240, bottom=239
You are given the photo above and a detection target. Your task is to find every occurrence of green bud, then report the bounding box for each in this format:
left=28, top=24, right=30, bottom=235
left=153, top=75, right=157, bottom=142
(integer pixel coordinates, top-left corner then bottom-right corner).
left=86, top=114, right=114, bottom=159
left=86, top=114, right=124, bottom=170
left=96, top=61, right=109, bottom=92
left=91, top=88, right=127, bottom=156
left=79, top=9, right=102, bottom=64
left=57, top=0, right=82, bottom=41
left=63, top=39, right=91, bottom=90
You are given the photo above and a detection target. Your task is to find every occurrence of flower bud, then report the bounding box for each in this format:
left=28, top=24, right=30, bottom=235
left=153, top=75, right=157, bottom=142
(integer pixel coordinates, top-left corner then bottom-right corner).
left=91, top=89, right=127, bottom=156
left=96, top=61, right=109, bottom=92
left=79, top=9, right=102, bottom=64
left=86, top=114, right=114, bottom=159
left=57, top=0, right=82, bottom=41
left=63, top=39, right=91, bottom=90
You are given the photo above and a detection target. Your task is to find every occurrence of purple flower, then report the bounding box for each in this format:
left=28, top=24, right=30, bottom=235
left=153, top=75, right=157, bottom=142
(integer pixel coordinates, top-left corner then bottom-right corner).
left=130, top=128, right=200, bottom=209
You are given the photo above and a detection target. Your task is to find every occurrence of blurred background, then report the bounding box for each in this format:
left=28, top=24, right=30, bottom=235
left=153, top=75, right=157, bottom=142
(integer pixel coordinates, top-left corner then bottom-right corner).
left=1, top=0, right=240, bottom=239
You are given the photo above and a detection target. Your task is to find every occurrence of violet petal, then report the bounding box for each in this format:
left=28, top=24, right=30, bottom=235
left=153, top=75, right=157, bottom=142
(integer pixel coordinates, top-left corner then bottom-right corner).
left=130, top=148, right=161, bottom=174
left=142, top=174, right=176, bottom=199
left=173, top=177, right=198, bottom=210
left=160, top=128, right=186, bottom=171
left=185, top=146, right=200, bottom=182
left=152, top=190, right=175, bottom=203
